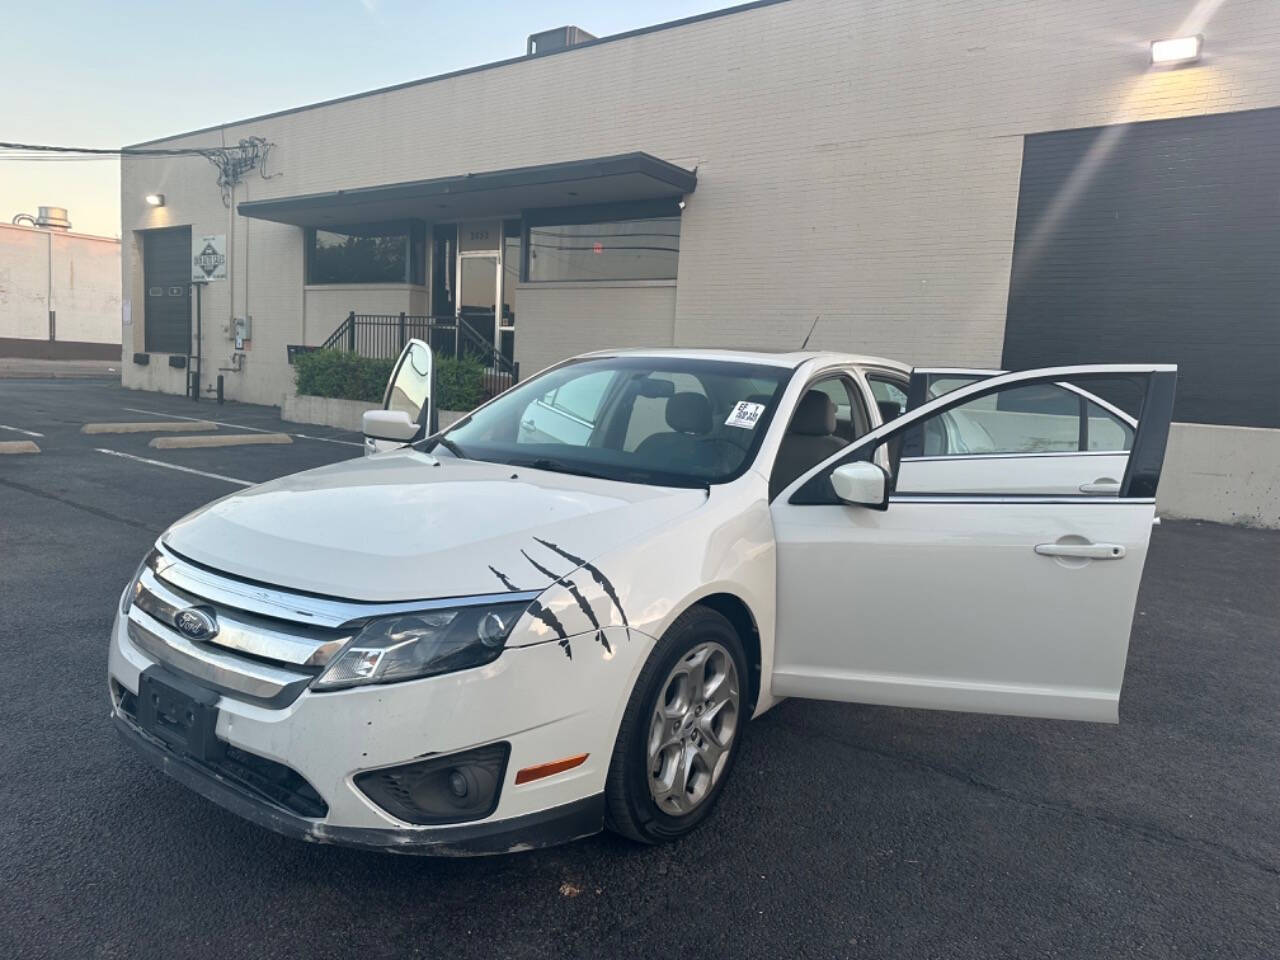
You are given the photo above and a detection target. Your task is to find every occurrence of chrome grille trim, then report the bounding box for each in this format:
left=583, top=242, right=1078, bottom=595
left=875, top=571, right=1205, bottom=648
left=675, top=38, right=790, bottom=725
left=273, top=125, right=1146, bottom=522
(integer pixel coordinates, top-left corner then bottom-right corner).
left=154, top=543, right=541, bottom=629
left=135, top=568, right=351, bottom=667
left=126, top=610, right=313, bottom=705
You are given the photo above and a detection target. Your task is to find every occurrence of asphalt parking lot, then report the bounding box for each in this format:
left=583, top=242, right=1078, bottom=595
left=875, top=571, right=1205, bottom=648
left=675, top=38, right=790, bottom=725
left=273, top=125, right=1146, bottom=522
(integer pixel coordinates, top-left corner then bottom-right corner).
left=2, top=373, right=1277, bottom=959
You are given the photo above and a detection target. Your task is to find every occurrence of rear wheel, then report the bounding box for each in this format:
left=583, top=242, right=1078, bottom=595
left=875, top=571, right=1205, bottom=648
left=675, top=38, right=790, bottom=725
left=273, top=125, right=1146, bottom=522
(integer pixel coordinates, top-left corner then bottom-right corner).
left=605, top=606, right=747, bottom=844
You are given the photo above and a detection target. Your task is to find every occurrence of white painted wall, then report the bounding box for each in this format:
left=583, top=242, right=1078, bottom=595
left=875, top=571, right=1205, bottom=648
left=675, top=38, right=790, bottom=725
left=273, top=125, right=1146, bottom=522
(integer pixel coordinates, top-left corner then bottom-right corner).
left=0, top=223, right=120, bottom=345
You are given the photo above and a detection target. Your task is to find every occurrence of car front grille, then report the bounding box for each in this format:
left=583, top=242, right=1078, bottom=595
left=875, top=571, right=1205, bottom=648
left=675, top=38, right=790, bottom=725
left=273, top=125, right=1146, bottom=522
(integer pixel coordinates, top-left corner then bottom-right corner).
left=124, top=547, right=358, bottom=707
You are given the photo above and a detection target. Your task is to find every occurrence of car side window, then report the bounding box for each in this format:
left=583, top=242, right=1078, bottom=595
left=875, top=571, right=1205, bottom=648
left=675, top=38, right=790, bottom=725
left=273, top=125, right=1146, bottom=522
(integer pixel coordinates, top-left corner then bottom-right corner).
left=1086, top=399, right=1135, bottom=451
left=769, top=374, right=868, bottom=500
left=916, top=382, right=1134, bottom=457
left=809, top=377, right=864, bottom=442
left=866, top=375, right=908, bottom=424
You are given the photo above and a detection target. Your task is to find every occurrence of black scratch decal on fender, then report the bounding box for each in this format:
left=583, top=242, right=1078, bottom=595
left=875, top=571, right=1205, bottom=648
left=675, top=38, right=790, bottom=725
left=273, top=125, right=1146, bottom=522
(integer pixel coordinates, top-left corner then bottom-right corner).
left=534, top=538, right=630, bottom=631
left=520, top=549, right=608, bottom=652
left=488, top=565, right=522, bottom=592
left=527, top=599, right=572, bottom=659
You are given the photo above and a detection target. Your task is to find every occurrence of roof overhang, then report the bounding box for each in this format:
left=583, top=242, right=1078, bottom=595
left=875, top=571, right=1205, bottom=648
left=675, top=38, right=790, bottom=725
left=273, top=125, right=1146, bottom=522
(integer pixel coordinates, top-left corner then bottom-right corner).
left=237, top=152, right=696, bottom=227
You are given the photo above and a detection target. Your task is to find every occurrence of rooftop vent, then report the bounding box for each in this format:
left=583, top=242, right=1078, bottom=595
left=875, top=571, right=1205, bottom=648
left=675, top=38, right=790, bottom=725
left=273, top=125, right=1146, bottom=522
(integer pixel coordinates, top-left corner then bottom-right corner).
left=11, top=206, right=72, bottom=230
left=527, top=25, right=596, bottom=56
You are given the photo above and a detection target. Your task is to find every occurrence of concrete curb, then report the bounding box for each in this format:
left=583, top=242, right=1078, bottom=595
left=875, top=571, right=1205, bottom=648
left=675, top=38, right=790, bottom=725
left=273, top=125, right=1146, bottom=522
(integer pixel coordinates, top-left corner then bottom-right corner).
left=149, top=433, right=293, bottom=449
left=83, top=420, right=217, bottom=434
left=0, top=440, right=40, bottom=454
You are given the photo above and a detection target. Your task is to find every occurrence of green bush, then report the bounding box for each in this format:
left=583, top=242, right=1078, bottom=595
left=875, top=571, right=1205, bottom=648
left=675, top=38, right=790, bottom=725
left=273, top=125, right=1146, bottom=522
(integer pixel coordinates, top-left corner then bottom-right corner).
left=294, top=350, right=393, bottom=404
left=435, top=354, right=485, bottom=411
left=293, top=349, right=487, bottom=411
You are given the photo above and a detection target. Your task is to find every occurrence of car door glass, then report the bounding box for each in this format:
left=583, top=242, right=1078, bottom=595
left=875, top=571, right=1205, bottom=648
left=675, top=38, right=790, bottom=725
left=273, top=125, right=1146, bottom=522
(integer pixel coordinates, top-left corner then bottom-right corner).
left=922, top=383, right=1083, bottom=456
left=386, top=341, right=431, bottom=424
left=1086, top=399, right=1135, bottom=451
left=518, top=369, right=614, bottom=446
left=927, top=374, right=987, bottom=399
left=770, top=375, right=864, bottom=500
left=888, top=374, right=1145, bottom=496
left=867, top=376, right=908, bottom=423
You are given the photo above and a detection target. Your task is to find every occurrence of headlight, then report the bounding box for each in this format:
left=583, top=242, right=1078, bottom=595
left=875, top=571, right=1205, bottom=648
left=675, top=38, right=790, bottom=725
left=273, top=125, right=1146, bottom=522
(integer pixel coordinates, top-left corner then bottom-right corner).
left=312, top=601, right=530, bottom=691
left=120, top=550, right=158, bottom=615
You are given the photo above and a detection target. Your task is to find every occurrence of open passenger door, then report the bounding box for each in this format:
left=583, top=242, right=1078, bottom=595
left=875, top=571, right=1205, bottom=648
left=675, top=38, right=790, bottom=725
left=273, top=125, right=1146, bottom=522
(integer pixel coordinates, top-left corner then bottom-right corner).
left=362, top=339, right=434, bottom=456
left=770, top=364, right=1176, bottom=723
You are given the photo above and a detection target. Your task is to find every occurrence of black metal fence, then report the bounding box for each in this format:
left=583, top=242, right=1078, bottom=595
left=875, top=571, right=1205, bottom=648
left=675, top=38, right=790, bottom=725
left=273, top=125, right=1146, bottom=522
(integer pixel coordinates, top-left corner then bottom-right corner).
left=319, top=312, right=519, bottom=401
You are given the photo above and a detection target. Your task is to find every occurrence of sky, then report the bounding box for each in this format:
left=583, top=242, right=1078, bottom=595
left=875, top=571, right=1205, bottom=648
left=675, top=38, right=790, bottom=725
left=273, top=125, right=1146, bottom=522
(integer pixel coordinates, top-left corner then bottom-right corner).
left=0, top=0, right=729, bottom=237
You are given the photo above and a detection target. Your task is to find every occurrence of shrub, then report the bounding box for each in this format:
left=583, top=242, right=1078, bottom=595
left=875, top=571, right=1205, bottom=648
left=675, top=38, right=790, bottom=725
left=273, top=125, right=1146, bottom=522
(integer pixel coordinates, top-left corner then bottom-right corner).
left=435, top=354, right=485, bottom=411
left=294, top=350, right=393, bottom=404
left=293, top=349, right=486, bottom=411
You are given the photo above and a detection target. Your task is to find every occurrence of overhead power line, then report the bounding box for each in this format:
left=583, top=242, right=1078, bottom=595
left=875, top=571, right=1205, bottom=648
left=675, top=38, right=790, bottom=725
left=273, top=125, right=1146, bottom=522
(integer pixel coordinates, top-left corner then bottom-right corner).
left=0, top=138, right=279, bottom=206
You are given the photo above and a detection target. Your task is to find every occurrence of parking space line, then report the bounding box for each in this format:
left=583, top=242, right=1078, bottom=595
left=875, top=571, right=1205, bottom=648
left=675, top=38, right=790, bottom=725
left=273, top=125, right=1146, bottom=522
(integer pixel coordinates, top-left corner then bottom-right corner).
left=83, top=421, right=217, bottom=435
left=0, top=440, right=40, bottom=454
left=149, top=433, right=292, bottom=449
left=94, top=448, right=253, bottom=486
left=122, top=407, right=362, bottom=447
left=0, top=424, right=44, bottom=438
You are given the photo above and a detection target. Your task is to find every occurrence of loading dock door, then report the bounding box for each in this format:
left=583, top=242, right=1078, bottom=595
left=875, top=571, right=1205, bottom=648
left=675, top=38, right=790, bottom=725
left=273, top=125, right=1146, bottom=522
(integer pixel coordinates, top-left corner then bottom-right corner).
left=1003, top=107, right=1280, bottom=429
left=143, top=227, right=192, bottom=355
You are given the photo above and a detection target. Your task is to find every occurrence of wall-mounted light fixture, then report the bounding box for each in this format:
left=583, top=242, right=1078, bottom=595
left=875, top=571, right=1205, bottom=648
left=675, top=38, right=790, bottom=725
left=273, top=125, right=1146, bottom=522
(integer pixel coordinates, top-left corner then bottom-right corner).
left=1151, top=35, right=1202, bottom=66
left=144, top=193, right=165, bottom=207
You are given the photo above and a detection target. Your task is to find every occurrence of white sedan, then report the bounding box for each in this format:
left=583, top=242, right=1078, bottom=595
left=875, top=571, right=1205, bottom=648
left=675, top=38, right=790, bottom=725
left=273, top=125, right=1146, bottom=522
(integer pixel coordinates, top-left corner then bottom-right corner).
left=109, top=346, right=1176, bottom=853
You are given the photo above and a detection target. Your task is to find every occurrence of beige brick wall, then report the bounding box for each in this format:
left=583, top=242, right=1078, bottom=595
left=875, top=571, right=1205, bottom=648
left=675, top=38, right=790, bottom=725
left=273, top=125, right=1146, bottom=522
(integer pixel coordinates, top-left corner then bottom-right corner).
left=122, top=0, right=1280, bottom=405
left=516, top=281, right=677, bottom=376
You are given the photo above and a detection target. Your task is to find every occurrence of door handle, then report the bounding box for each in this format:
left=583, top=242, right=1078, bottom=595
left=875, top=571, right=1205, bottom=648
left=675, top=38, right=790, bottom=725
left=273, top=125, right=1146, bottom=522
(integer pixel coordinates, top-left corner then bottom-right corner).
left=1079, top=478, right=1121, bottom=495
left=1035, top=542, right=1126, bottom=560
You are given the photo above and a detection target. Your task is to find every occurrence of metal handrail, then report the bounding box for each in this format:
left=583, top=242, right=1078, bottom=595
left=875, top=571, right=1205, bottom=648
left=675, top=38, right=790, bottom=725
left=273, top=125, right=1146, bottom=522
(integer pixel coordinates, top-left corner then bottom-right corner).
left=317, top=312, right=519, bottom=398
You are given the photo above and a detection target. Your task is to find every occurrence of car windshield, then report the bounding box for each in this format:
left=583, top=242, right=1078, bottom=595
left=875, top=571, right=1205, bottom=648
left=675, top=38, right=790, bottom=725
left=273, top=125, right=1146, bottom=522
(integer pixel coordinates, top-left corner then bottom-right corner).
left=427, top=356, right=792, bottom=488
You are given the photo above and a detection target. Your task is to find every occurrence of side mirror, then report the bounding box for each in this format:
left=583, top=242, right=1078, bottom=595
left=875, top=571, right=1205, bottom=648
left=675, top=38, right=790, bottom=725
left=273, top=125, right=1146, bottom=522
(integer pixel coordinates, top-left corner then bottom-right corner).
left=363, top=409, right=419, bottom=444
left=830, top=461, right=889, bottom=510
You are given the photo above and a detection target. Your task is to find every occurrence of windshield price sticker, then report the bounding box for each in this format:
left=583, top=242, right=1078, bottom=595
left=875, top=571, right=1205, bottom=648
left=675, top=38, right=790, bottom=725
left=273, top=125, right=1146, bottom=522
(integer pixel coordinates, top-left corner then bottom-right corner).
left=725, top=401, right=766, bottom=429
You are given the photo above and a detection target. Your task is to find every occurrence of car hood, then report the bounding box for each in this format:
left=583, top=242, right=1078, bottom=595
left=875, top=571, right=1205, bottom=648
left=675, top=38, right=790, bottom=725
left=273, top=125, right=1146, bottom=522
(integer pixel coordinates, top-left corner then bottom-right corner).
left=162, top=450, right=706, bottom=602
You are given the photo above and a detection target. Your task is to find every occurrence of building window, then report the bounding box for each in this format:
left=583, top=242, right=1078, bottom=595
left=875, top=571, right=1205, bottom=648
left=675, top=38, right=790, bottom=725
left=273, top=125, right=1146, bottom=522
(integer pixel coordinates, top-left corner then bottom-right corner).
left=525, top=206, right=680, bottom=282
left=306, top=222, right=424, bottom=285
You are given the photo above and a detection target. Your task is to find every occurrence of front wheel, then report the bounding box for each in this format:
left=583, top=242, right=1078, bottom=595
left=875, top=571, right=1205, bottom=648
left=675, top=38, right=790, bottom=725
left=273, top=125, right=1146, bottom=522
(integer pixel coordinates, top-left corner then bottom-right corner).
left=604, top=606, right=748, bottom=844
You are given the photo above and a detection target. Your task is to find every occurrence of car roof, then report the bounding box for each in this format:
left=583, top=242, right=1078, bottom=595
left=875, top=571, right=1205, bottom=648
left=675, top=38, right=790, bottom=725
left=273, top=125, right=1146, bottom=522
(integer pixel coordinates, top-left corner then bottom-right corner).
left=576, top=346, right=910, bottom=373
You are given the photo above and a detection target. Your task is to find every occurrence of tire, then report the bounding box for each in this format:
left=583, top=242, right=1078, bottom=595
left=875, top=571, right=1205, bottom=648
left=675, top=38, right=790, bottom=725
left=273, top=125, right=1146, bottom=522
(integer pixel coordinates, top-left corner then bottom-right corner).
left=604, top=605, right=749, bottom=844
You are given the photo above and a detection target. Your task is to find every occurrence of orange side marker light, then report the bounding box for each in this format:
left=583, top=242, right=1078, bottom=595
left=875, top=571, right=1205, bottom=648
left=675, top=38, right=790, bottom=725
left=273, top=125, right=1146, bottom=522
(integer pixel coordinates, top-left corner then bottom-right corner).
left=514, top=753, right=589, bottom=785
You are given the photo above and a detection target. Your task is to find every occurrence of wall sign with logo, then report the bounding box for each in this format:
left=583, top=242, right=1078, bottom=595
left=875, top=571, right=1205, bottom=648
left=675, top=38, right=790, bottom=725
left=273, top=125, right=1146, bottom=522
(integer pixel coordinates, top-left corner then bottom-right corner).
left=192, top=234, right=227, bottom=281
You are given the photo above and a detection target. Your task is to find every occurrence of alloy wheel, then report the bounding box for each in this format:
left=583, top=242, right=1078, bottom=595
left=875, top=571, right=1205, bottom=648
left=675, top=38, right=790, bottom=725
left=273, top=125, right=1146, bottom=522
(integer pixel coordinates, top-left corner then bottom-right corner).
left=646, top=640, right=740, bottom=816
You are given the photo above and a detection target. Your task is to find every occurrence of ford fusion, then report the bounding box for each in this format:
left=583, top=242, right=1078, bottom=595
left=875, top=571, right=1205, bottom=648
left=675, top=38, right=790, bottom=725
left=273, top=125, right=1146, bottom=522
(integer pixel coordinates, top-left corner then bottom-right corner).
left=109, top=347, right=1175, bottom=853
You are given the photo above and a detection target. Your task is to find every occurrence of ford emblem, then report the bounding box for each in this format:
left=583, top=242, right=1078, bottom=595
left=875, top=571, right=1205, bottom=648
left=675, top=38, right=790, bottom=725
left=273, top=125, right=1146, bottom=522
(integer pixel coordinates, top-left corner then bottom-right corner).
left=175, top=607, right=218, bottom=641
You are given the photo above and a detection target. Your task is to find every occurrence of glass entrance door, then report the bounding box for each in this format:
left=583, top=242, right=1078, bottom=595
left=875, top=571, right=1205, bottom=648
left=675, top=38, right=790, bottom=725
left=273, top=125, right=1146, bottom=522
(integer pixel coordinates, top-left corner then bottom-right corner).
left=456, top=220, right=501, bottom=360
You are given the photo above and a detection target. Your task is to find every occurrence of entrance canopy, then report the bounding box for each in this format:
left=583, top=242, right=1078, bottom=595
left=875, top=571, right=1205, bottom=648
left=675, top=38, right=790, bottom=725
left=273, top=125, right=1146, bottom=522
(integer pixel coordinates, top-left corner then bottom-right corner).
left=237, top=152, right=696, bottom=227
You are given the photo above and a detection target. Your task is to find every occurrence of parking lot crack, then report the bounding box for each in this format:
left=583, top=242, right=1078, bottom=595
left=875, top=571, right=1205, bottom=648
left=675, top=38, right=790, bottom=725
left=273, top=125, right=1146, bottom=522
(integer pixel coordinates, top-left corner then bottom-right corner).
left=774, top=718, right=1280, bottom=879
left=0, top=476, right=160, bottom=533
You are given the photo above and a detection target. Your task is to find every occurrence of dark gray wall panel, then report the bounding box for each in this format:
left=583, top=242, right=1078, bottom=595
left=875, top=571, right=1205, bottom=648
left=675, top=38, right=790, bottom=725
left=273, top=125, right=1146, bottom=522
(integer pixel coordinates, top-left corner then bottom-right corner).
left=1003, top=108, right=1280, bottom=428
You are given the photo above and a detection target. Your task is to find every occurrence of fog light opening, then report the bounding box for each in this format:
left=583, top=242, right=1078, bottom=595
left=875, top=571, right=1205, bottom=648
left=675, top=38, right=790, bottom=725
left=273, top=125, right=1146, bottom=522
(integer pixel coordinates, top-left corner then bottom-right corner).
left=354, top=743, right=511, bottom=825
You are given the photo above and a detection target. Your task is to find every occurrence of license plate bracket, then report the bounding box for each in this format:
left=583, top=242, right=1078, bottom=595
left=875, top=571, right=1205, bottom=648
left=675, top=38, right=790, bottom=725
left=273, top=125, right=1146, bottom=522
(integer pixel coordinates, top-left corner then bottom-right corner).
left=136, top=667, right=223, bottom=762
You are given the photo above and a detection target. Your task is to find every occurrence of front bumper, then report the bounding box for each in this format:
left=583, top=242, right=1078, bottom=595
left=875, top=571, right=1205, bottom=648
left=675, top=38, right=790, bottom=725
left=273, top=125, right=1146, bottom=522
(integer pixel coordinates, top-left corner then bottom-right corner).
left=108, top=606, right=648, bottom=853
left=113, top=708, right=603, bottom=854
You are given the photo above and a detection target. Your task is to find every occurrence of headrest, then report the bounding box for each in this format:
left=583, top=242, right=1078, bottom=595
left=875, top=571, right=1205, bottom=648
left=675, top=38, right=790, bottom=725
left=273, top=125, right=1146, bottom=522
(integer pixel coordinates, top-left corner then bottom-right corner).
left=792, top=390, right=836, bottom=436
left=666, top=392, right=712, bottom=435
